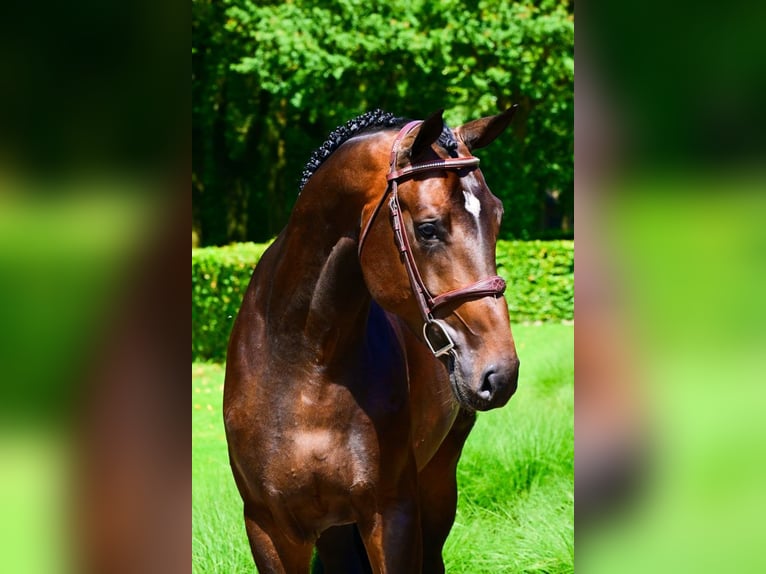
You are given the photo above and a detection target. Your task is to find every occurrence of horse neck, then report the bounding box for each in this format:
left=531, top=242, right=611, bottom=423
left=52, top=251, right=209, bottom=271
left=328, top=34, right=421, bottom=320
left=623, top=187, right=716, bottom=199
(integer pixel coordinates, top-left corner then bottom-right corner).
left=265, top=138, right=388, bottom=365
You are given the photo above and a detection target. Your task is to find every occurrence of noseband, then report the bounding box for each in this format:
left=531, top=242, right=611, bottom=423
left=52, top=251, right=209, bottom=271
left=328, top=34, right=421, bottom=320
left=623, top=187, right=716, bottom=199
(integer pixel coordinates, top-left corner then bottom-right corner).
left=358, top=121, right=507, bottom=358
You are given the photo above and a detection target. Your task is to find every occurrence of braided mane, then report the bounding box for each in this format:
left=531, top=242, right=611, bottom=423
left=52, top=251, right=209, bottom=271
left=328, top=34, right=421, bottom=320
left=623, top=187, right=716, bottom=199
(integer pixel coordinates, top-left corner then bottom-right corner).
left=299, top=109, right=405, bottom=191
left=299, top=109, right=459, bottom=191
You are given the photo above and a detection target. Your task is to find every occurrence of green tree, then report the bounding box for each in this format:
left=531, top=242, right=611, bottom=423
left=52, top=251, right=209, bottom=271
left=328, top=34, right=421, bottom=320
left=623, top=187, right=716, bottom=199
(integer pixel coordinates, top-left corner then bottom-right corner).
left=192, top=0, right=573, bottom=245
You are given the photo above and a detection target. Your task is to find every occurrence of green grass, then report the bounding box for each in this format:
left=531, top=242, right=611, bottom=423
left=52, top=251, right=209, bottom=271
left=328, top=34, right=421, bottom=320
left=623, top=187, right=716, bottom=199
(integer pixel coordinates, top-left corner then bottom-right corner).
left=192, top=323, right=573, bottom=573
left=445, top=324, right=574, bottom=573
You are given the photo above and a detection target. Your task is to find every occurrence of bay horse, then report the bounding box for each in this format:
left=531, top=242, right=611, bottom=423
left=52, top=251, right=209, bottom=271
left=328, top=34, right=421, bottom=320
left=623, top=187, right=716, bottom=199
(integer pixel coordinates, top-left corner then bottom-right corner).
left=224, top=107, right=520, bottom=573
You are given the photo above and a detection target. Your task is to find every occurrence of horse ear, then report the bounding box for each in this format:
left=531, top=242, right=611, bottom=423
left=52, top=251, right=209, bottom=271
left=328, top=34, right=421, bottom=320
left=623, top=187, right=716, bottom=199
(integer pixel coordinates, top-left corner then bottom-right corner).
left=409, top=108, right=445, bottom=162
left=456, top=104, right=518, bottom=151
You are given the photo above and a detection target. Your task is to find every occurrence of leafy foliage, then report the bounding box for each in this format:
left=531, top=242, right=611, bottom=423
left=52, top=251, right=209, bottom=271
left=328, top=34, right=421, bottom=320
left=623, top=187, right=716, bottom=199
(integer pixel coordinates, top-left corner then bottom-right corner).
left=192, top=240, right=574, bottom=362
left=192, top=0, right=573, bottom=245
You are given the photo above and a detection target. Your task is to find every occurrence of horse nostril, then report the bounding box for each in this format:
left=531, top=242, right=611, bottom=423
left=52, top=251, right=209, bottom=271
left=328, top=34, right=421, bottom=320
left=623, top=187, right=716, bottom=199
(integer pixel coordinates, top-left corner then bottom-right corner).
left=478, top=360, right=519, bottom=406
left=479, top=369, right=496, bottom=401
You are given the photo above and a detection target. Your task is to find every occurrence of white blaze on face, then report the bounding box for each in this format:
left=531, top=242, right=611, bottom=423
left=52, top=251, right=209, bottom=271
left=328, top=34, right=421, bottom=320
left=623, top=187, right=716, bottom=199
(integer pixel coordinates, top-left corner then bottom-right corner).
left=462, top=189, right=481, bottom=220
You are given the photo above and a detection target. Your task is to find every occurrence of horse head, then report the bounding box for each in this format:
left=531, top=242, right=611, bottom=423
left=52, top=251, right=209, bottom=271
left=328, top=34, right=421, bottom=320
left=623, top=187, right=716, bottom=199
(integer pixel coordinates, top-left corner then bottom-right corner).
left=359, top=108, right=520, bottom=411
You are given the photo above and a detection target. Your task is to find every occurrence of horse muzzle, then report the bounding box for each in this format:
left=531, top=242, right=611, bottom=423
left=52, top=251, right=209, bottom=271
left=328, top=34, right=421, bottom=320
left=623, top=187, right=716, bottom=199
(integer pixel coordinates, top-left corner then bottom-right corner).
left=446, top=351, right=519, bottom=411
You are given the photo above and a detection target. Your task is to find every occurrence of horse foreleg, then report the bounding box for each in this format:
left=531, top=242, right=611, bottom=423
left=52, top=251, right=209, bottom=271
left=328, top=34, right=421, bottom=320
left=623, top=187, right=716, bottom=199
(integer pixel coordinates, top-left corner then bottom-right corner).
left=358, top=494, right=422, bottom=574
left=244, top=512, right=314, bottom=574
left=418, top=409, right=477, bottom=574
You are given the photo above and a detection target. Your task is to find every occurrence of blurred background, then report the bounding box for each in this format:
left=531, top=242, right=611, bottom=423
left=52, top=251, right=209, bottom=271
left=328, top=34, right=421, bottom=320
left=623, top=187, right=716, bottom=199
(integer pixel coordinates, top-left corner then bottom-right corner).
left=576, top=1, right=766, bottom=572
left=0, top=0, right=187, bottom=572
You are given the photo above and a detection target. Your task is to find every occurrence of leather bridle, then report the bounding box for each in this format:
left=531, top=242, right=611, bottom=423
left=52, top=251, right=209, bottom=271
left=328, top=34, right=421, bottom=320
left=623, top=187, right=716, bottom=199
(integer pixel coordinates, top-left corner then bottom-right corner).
left=358, top=120, right=507, bottom=358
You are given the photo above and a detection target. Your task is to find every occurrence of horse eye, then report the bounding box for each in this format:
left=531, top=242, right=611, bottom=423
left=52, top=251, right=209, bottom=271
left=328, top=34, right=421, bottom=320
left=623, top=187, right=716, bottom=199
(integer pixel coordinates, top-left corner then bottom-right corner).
left=416, top=222, right=439, bottom=242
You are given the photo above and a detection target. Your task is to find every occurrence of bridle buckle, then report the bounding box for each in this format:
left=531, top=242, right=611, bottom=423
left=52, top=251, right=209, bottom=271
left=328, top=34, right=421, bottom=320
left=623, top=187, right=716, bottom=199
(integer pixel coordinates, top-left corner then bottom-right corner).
left=423, top=319, right=455, bottom=357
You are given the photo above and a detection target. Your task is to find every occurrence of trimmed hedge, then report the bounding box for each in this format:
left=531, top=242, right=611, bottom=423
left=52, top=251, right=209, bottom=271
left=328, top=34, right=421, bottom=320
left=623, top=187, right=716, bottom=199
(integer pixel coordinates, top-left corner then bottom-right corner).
left=192, top=240, right=573, bottom=362
left=192, top=243, right=270, bottom=363
left=496, top=240, right=574, bottom=324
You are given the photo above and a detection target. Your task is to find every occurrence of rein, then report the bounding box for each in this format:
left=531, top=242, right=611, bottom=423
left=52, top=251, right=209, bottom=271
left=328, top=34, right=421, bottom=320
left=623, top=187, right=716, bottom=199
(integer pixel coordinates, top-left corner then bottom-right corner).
left=358, top=121, right=507, bottom=357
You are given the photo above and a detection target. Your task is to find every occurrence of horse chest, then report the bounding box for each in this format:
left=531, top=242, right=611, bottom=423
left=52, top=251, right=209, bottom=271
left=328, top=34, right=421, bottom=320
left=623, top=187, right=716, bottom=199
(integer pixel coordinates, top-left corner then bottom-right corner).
left=257, top=425, right=378, bottom=532
left=277, top=427, right=374, bottom=480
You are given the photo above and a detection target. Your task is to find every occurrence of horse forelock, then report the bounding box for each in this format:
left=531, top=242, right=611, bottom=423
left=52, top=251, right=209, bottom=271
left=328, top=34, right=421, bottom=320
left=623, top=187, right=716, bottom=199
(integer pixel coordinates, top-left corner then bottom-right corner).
left=437, top=125, right=458, bottom=156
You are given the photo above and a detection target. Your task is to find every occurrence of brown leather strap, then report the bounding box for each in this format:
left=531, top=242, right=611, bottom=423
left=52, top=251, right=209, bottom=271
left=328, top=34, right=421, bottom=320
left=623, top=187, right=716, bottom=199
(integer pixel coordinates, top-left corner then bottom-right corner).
left=389, top=120, right=422, bottom=166
left=358, top=120, right=422, bottom=259
left=390, top=188, right=506, bottom=320
left=358, top=120, right=507, bottom=356
left=358, top=123, right=479, bottom=259
left=430, top=275, right=507, bottom=312
left=387, top=156, right=480, bottom=181
left=389, top=184, right=435, bottom=322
